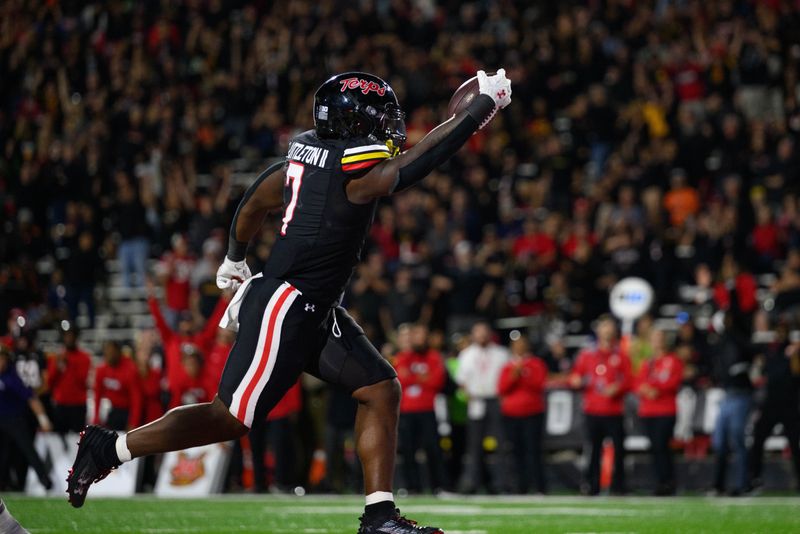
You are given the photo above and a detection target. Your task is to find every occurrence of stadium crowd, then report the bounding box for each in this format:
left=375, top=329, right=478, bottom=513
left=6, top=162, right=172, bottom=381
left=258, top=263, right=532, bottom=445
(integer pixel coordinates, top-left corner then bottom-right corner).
left=2, top=0, right=800, bottom=496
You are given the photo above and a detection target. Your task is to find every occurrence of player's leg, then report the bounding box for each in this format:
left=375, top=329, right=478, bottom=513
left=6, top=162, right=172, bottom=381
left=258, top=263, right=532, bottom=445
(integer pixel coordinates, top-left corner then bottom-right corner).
left=308, top=306, right=442, bottom=534
left=352, top=378, right=401, bottom=494
left=67, top=279, right=322, bottom=507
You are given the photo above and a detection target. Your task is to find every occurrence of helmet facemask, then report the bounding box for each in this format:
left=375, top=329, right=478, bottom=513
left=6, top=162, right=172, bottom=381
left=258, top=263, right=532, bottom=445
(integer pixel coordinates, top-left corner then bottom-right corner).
left=365, top=103, right=406, bottom=156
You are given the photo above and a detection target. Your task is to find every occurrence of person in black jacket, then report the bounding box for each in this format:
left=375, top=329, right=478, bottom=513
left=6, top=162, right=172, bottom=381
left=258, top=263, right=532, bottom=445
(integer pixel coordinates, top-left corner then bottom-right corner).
left=748, top=322, right=800, bottom=492
left=709, top=310, right=754, bottom=495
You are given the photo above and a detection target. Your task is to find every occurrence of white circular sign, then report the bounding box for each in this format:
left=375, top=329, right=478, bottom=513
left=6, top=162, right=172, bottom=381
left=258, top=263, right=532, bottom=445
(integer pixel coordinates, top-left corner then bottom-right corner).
left=609, top=277, right=654, bottom=321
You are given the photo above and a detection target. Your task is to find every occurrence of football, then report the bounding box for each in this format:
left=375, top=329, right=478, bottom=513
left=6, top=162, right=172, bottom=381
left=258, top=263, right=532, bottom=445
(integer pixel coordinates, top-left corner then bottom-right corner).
left=446, top=76, right=480, bottom=117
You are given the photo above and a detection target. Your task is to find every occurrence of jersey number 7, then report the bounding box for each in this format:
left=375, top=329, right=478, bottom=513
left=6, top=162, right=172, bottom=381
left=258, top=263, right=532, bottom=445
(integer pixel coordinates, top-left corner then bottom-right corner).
left=280, top=161, right=304, bottom=236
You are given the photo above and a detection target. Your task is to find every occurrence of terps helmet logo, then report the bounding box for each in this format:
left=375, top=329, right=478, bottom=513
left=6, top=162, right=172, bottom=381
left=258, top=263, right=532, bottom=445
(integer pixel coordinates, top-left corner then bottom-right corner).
left=339, top=77, right=386, bottom=96
left=169, top=451, right=206, bottom=486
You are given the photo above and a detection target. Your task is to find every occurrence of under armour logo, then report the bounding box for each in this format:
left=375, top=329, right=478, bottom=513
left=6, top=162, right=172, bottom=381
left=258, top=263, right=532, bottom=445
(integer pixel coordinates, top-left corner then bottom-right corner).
left=305, top=303, right=315, bottom=312
left=497, top=89, right=507, bottom=99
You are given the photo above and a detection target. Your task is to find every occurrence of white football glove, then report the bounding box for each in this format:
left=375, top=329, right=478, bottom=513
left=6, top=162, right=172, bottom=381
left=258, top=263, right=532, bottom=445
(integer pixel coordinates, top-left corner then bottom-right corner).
left=477, top=68, right=512, bottom=109
left=216, top=256, right=252, bottom=291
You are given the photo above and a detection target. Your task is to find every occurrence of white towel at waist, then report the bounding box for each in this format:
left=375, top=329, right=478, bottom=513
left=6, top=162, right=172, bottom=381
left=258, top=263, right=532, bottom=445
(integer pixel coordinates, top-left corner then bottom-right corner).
left=219, top=273, right=263, bottom=332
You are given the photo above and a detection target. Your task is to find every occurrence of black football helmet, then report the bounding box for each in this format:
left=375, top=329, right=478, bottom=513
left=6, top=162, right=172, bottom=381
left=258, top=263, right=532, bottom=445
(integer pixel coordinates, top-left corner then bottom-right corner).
left=313, top=72, right=406, bottom=155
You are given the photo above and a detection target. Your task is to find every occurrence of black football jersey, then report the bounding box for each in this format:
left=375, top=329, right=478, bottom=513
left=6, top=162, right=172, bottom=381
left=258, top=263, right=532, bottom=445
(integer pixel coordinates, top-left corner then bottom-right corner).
left=262, top=130, right=393, bottom=306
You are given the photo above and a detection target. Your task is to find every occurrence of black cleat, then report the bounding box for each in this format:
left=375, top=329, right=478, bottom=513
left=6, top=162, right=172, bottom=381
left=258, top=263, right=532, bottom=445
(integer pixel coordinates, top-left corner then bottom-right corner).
left=66, top=426, right=120, bottom=508
left=358, top=509, right=444, bottom=534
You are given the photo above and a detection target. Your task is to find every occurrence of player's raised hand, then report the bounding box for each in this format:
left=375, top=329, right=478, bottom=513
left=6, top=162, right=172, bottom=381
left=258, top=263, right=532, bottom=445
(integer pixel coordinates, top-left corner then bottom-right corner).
left=216, top=256, right=251, bottom=291
left=477, top=68, right=512, bottom=109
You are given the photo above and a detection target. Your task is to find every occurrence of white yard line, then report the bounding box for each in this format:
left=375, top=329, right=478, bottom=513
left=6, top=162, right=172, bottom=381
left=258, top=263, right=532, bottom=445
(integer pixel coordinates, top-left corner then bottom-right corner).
left=274, top=505, right=655, bottom=517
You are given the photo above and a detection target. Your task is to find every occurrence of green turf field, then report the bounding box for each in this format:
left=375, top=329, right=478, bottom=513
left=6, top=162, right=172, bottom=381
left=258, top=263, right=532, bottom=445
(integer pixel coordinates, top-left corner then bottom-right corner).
left=4, top=494, right=799, bottom=533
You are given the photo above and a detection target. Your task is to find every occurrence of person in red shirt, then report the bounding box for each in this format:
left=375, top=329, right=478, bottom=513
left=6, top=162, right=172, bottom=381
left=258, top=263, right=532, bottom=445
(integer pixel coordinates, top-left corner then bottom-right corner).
left=168, top=345, right=213, bottom=409
left=146, top=279, right=228, bottom=399
left=393, top=324, right=448, bottom=492
left=133, top=331, right=165, bottom=491
left=250, top=380, right=303, bottom=492
left=155, top=234, right=196, bottom=326
left=497, top=335, right=548, bottom=494
left=569, top=315, right=632, bottom=495
left=203, top=329, right=236, bottom=395
left=636, top=327, right=684, bottom=495
left=47, top=326, right=92, bottom=433
left=713, top=254, right=758, bottom=316
left=93, top=341, right=143, bottom=431
left=134, top=331, right=165, bottom=426
left=512, top=217, right=557, bottom=270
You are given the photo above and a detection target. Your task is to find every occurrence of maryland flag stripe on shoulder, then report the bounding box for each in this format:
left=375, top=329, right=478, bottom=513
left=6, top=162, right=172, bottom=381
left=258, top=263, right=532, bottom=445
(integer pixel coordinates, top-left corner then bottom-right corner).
left=341, top=144, right=391, bottom=172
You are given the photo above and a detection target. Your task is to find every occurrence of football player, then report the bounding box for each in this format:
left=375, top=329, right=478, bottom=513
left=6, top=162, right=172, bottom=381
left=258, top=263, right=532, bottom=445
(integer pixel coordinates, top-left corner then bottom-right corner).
left=67, top=70, right=511, bottom=533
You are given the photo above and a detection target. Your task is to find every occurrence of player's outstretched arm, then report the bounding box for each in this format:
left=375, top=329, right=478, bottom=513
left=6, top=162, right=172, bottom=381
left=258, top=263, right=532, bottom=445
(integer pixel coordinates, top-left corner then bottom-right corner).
left=347, top=69, right=512, bottom=203
left=217, top=161, right=285, bottom=290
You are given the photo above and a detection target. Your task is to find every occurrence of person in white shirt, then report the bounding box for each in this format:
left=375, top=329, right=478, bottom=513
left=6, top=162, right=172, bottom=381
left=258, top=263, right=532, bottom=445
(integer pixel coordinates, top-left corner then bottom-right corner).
left=455, top=321, right=510, bottom=493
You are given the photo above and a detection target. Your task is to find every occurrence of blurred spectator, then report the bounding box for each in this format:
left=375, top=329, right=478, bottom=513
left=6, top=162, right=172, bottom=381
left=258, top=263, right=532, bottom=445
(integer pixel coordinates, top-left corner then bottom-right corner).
left=709, top=311, right=754, bottom=496
left=250, top=380, right=302, bottom=493
left=750, top=205, right=783, bottom=273
left=394, top=324, right=448, bottom=493
left=628, top=314, right=654, bottom=372
left=320, top=386, right=360, bottom=494
left=46, top=326, right=91, bottom=433
left=386, top=267, right=425, bottom=330
left=190, top=236, right=226, bottom=317
left=133, top=331, right=164, bottom=426
left=455, top=322, right=510, bottom=494
left=442, top=335, right=468, bottom=489
left=156, top=234, right=197, bottom=328
left=63, top=231, right=102, bottom=327
left=93, top=341, right=142, bottom=431
left=349, top=251, right=391, bottom=344
left=674, top=313, right=710, bottom=386
left=0, top=347, right=52, bottom=491
left=748, top=323, right=800, bottom=492
left=113, top=174, right=150, bottom=289
left=771, top=249, right=800, bottom=314
left=437, top=241, right=494, bottom=335
left=713, top=255, right=758, bottom=318
left=168, top=344, right=212, bottom=409
left=636, top=327, right=684, bottom=496
left=203, top=329, right=236, bottom=395
left=540, top=334, right=573, bottom=379
left=7, top=329, right=46, bottom=395
left=497, top=335, right=548, bottom=494
left=663, top=169, right=700, bottom=228
left=133, top=330, right=164, bottom=491
left=569, top=315, right=632, bottom=495
left=146, top=279, right=228, bottom=396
